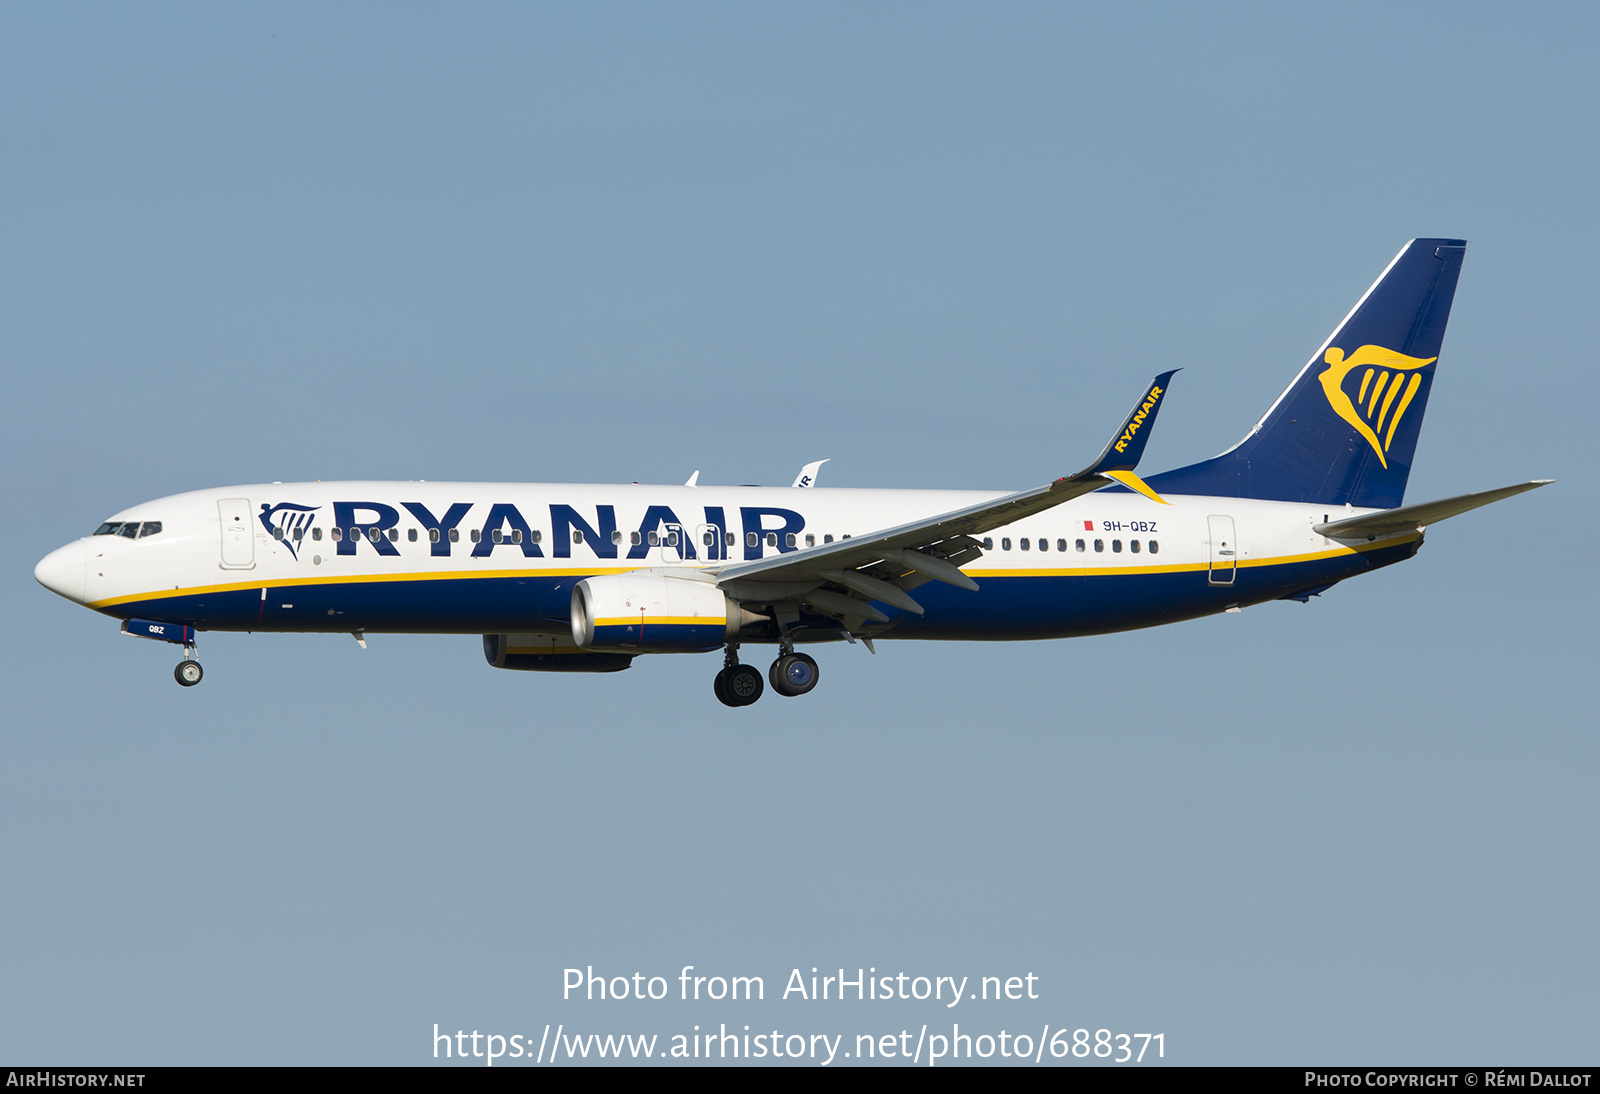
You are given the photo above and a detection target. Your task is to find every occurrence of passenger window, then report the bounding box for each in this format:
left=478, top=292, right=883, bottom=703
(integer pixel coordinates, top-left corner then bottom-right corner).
left=141, top=521, right=163, bottom=538
left=610, top=530, right=623, bottom=545
left=1020, top=538, right=1030, bottom=551
left=492, top=529, right=503, bottom=544
left=1075, top=538, right=1085, bottom=552
left=1001, top=538, right=1012, bottom=550
left=331, top=527, right=343, bottom=542
left=1057, top=538, right=1067, bottom=552
left=388, top=528, right=399, bottom=542
left=785, top=533, right=796, bottom=548
left=842, top=534, right=851, bottom=539
left=824, top=534, right=834, bottom=544
left=1037, top=537, right=1047, bottom=552
left=1130, top=539, right=1140, bottom=553
left=449, top=529, right=460, bottom=543
left=272, top=526, right=285, bottom=540
left=470, top=529, right=481, bottom=543
left=512, top=529, right=523, bottom=544
left=805, top=534, right=815, bottom=547
left=531, top=530, right=542, bottom=543
left=765, top=532, right=777, bottom=547
left=1149, top=540, right=1159, bottom=554
left=725, top=532, right=735, bottom=547
left=292, top=527, right=303, bottom=541
left=630, top=531, right=642, bottom=545
left=667, top=531, right=679, bottom=546
left=573, top=530, right=584, bottom=544
left=429, top=529, right=440, bottom=543
left=1112, top=539, right=1122, bottom=553
left=982, top=537, right=993, bottom=549
left=648, top=530, right=660, bottom=546
left=703, top=531, right=714, bottom=546
left=747, top=532, right=758, bottom=547
left=1093, top=539, right=1103, bottom=552
left=313, top=527, right=323, bottom=541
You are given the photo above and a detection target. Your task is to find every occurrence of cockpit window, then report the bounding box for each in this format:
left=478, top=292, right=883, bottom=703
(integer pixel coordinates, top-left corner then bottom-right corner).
left=94, top=520, right=163, bottom=537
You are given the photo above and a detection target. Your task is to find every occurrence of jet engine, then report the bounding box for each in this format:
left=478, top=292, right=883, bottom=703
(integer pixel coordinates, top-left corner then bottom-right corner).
left=572, top=572, right=760, bottom=653
left=482, top=633, right=633, bottom=672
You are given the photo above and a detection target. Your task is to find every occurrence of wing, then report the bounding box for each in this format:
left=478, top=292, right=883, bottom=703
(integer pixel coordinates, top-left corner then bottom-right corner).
left=712, top=371, right=1179, bottom=623
left=1312, top=479, right=1553, bottom=540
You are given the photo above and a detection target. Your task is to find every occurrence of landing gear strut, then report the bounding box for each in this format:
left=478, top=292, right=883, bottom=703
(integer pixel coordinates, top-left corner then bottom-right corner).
left=714, top=644, right=764, bottom=707
left=174, top=642, right=203, bottom=687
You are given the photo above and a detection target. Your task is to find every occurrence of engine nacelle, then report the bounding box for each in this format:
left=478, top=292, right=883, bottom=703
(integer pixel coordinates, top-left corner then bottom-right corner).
left=482, top=633, right=633, bottom=672
left=572, top=573, right=749, bottom=652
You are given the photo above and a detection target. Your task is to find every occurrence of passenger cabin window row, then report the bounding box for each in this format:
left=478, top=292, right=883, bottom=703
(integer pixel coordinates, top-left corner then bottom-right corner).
left=979, top=535, right=1159, bottom=556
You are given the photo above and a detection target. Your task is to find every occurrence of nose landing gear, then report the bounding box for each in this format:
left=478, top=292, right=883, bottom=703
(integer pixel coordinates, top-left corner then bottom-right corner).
left=174, top=637, right=203, bottom=687
left=174, top=658, right=203, bottom=687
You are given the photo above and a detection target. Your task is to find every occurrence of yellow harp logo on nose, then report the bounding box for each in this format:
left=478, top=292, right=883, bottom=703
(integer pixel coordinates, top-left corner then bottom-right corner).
left=1317, top=345, right=1435, bottom=468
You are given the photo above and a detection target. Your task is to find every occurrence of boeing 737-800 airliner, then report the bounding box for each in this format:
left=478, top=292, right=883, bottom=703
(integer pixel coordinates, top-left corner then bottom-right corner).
left=35, top=238, right=1549, bottom=706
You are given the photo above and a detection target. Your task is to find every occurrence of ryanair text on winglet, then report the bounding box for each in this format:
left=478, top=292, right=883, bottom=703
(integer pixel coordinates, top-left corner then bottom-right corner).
left=1113, top=384, right=1165, bottom=454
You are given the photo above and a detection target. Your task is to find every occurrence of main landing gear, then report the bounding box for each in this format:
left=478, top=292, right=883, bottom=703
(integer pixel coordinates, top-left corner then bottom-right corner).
left=713, top=643, right=821, bottom=707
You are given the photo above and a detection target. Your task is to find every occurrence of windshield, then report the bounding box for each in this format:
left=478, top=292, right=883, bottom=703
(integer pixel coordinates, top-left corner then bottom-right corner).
left=92, top=520, right=163, bottom=538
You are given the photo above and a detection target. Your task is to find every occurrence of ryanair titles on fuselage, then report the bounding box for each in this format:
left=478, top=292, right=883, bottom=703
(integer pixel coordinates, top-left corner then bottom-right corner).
left=264, top=498, right=810, bottom=563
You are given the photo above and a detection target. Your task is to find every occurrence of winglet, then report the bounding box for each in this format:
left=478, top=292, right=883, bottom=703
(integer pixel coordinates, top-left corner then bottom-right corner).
left=793, top=459, right=829, bottom=488
left=1102, top=469, right=1170, bottom=505
left=1083, top=370, right=1179, bottom=475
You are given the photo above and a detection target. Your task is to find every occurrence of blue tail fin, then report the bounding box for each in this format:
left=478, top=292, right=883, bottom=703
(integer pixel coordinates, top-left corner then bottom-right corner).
left=1146, top=238, right=1466, bottom=508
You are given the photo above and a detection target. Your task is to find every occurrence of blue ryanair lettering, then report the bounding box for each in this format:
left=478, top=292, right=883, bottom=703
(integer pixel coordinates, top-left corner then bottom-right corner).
left=703, top=506, right=728, bottom=562
left=332, top=502, right=401, bottom=556
left=629, top=505, right=694, bottom=560
left=471, top=503, right=544, bottom=558
left=403, top=501, right=473, bottom=557
left=551, top=504, right=618, bottom=559
left=740, top=507, right=804, bottom=560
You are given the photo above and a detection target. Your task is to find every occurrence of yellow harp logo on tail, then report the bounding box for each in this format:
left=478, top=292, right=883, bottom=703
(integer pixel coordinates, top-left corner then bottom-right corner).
left=1317, top=345, right=1436, bottom=468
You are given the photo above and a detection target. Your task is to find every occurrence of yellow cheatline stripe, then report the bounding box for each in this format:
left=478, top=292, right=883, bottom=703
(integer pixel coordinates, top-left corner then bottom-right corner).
left=89, top=565, right=643, bottom=609
left=93, top=533, right=1421, bottom=609
left=1102, top=469, right=1170, bottom=505
left=594, top=616, right=721, bottom=628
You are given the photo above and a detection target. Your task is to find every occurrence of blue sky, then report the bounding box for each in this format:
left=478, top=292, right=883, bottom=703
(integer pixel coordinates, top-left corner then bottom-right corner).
left=2, top=3, right=1594, bottom=1064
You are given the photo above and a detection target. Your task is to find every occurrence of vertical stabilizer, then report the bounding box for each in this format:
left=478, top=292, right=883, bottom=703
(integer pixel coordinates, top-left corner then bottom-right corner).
left=1146, top=238, right=1466, bottom=508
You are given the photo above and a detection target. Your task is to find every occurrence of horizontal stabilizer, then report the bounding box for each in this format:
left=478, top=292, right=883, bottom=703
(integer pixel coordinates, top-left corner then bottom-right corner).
left=1313, top=480, right=1553, bottom=539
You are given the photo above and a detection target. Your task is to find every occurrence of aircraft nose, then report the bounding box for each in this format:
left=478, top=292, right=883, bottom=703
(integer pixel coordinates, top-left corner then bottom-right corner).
left=35, top=540, right=87, bottom=603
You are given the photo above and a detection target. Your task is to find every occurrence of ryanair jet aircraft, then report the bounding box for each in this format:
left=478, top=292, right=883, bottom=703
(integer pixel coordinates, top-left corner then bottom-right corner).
left=35, top=239, right=1550, bottom=706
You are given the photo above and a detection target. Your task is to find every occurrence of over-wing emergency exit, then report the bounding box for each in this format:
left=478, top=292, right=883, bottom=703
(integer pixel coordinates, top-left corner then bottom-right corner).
left=35, top=239, right=1551, bottom=705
